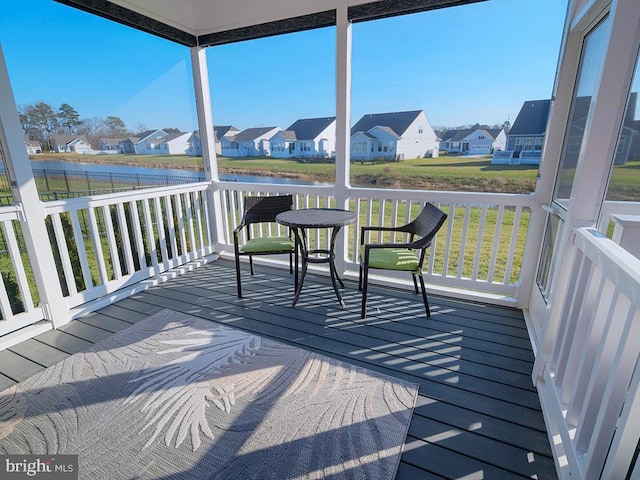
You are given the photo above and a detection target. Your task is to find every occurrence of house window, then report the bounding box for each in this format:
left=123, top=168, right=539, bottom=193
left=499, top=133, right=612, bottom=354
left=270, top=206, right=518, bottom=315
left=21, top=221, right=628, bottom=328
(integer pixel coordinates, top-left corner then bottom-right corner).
left=524, top=138, right=534, bottom=150
left=534, top=137, right=544, bottom=150
left=418, top=125, right=424, bottom=134
left=606, top=37, right=640, bottom=202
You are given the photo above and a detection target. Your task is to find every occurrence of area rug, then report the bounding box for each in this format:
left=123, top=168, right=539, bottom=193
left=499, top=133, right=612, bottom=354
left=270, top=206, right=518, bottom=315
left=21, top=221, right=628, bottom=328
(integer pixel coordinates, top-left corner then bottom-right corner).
left=0, top=309, right=418, bottom=479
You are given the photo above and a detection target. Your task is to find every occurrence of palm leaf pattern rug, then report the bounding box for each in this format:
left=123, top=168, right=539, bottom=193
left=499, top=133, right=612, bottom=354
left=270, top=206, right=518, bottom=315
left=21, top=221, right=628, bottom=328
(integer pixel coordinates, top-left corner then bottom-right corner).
left=0, top=309, right=417, bottom=479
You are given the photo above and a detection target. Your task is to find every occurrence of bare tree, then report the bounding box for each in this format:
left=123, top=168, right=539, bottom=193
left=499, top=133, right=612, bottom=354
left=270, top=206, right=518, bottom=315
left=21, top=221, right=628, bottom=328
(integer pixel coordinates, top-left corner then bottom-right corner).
left=77, top=117, right=105, bottom=149
left=23, top=102, right=58, bottom=151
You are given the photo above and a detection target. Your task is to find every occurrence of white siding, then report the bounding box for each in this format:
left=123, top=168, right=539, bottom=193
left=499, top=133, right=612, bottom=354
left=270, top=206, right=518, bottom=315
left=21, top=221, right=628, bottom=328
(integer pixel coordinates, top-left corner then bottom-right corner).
left=396, top=111, right=439, bottom=159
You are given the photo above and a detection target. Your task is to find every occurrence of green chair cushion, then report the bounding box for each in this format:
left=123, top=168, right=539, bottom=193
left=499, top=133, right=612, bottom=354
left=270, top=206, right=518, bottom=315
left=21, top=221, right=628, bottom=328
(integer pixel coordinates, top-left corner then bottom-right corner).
left=240, top=236, right=294, bottom=254
left=361, top=248, right=419, bottom=271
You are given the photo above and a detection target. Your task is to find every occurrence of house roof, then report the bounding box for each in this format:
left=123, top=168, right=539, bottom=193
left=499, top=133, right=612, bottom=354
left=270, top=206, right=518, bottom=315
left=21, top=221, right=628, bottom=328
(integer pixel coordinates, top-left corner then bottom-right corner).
left=213, top=126, right=239, bottom=142
left=99, top=137, right=125, bottom=144
left=157, top=132, right=188, bottom=144
left=485, top=128, right=503, bottom=139
left=24, top=135, right=41, bottom=146
left=440, top=129, right=474, bottom=142
left=231, top=127, right=279, bottom=142
left=135, top=129, right=167, bottom=142
left=509, top=100, right=551, bottom=136
left=52, top=134, right=89, bottom=145
left=286, top=117, right=335, bottom=140
left=369, top=125, right=401, bottom=139
left=351, top=110, right=423, bottom=137
left=275, top=130, right=297, bottom=141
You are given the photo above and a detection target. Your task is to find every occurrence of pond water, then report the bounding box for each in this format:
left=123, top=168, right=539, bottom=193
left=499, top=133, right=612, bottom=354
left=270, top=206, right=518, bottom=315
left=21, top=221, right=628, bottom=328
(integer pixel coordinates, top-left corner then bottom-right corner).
left=27, top=159, right=321, bottom=186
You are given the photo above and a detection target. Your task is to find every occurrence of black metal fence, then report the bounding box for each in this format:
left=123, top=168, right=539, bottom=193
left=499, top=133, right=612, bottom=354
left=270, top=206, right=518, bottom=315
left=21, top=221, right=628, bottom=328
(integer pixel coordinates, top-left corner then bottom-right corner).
left=0, top=168, right=206, bottom=206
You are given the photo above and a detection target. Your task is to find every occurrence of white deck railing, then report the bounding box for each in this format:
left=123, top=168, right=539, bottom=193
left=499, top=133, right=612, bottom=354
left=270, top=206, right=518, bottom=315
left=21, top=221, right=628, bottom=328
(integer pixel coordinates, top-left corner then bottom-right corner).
left=534, top=227, right=640, bottom=479
left=43, top=182, right=215, bottom=313
left=216, top=181, right=533, bottom=300
left=0, top=180, right=534, bottom=336
left=0, top=204, right=45, bottom=335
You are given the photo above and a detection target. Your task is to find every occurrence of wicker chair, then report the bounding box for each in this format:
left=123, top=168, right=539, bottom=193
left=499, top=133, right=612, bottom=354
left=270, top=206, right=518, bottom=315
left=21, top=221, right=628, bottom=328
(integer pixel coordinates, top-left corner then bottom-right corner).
left=359, top=203, right=447, bottom=318
left=233, top=195, right=297, bottom=298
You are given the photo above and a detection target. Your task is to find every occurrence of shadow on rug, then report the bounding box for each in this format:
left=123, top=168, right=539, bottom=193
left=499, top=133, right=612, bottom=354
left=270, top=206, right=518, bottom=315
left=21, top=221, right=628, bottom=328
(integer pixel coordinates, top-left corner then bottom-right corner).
left=0, top=309, right=418, bottom=479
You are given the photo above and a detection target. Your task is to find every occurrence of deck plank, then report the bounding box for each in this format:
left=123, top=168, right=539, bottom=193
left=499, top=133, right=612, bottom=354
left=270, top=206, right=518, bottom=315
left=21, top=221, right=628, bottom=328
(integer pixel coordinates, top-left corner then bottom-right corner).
left=0, top=373, right=17, bottom=392
left=0, top=350, right=46, bottom=382
left=34, top=329, right=94, bottom=355
left=78, top=312, right=136, bottom=333
left=9, top=339, right=70, bottom=368
left=1, top=259, right=556, bottom=479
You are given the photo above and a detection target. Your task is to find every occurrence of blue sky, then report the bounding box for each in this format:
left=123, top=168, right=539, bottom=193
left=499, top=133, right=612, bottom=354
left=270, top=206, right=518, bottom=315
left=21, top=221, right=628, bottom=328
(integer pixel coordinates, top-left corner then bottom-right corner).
left=0, top=0, right=567, bottom=133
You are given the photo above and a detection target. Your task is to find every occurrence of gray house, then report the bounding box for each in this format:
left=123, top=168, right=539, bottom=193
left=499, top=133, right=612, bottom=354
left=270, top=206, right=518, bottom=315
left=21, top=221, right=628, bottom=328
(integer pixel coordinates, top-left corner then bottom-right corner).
left=492, top=99, right=551, bottom=165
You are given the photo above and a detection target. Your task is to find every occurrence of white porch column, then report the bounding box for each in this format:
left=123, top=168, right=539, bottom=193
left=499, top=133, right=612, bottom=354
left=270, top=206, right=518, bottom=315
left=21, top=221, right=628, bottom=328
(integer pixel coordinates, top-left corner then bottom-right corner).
left=0, top=45, right=70, bottom=327
left=190, top=46, right=226, bottom=250
left=334, top=5, right=353, bottom=275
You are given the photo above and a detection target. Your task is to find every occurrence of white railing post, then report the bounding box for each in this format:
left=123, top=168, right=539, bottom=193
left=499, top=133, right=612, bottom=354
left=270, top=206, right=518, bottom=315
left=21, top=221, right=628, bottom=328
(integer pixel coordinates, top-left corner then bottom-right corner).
left=334, top=5, right=353, bottom=274
left=0, top=44, right=70, bottom=328
left=191, top=45, right=225, bottom=251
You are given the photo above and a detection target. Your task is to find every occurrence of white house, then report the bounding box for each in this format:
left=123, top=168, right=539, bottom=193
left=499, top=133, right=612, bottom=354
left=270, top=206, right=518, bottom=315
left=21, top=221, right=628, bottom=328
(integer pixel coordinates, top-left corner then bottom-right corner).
left=154, top=131, right=192, bottom=155
left=440, top=128, right=506, bottom=155
left=98, top=137, right=125, bottom=153
left=24, top=135, right=41, bottom=154
left=221, top=126, right=280, bottom=157
left=214, top=126, right=240, bottom=155
left=51, top=134, right=92, bottom=154
left=270, top=117, right=336, bottom=159
left=187, top=126, right=240, bottom=156
left=350, top=110, right=439, bottom=161
left=120, top=129, right=168, bottom=155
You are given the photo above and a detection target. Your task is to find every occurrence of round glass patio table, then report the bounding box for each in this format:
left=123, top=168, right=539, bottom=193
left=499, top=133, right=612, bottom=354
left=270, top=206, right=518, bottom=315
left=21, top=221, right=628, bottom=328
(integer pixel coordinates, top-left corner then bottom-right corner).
left=276, top=208, right=357, bottom=308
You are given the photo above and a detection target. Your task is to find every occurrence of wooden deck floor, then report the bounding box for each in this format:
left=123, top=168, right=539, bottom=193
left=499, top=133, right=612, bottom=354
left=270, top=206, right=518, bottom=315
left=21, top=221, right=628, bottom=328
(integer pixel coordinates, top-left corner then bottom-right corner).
left=0, top=259, right=557, bottom=479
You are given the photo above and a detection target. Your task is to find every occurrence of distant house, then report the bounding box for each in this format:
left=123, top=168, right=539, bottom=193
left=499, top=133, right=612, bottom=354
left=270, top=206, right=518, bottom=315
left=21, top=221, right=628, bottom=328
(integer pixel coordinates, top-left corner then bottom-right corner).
left=270, top=117, right=336, bottom=159
left=440, top=128, right=506, bottom=155
left=51, top=134, right=92, bottom=154
left=221, top=127, right=280, bottom=157
left=492, top=99, right=551, bottom=165
left=24, top=135, right=41, bottom=154
left=187, top=131, right=201, bottom=156
left=120, top=129, right=168, bottom=155
left=350, top=110, right=439, bottom=162
left=98, top=138, right=125, bottom=153
left=154, top=132, right=192, bottom=155
left=187, top=126, right=240, bottom=156
left=214, top=126, right=240, bottom=155
left=617, top=93, right=640, bottom=164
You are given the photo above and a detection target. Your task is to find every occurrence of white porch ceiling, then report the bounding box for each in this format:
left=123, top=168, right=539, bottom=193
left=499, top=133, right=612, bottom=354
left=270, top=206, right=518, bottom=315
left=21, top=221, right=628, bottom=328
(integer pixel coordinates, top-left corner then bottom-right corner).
left=55, top=0, right=487, bottom=46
